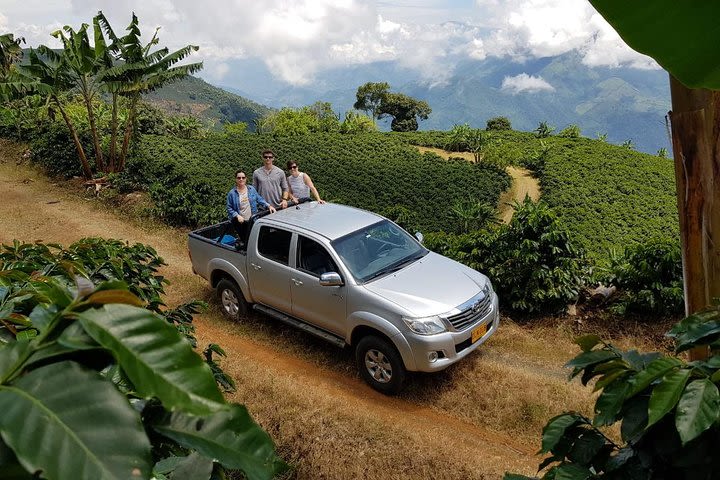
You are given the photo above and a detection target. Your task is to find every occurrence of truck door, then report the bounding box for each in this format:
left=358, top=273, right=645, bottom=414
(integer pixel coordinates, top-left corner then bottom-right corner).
left=291, top=235, right=347, bottom=336
left=247, top=224, right=294, bottom=314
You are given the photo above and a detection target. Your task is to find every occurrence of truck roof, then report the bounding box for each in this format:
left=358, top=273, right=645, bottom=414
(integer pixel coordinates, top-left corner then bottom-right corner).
left=261, top=202, right=383, bottom=240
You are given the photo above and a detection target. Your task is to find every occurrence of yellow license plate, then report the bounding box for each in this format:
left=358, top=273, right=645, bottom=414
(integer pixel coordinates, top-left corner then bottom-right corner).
left=471, top=324, right=488, bottom=343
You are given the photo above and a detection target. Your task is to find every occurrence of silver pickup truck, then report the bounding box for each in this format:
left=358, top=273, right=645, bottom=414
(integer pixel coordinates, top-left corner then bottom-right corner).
left=188, top=201, right=499, bottom=394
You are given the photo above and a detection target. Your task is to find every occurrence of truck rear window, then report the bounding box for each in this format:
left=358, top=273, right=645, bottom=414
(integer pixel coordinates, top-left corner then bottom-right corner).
left=257, top=226, right=292, bottom=265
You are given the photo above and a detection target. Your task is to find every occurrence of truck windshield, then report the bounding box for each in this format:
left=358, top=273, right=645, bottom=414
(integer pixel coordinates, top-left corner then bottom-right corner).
left=332, top=220, right=428, bottom=283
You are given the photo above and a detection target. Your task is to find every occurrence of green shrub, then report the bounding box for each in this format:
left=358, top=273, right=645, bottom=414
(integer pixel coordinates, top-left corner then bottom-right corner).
left=606, top=238, right=684, bottom=315
left=445, top=123, right=472, bottom=151
left=534, top=121, right=555, bottom=138
left=506, top=309, right=720, bottom=479
left=519, top=140, right=550, bottom=176
left=484, top=198, right=591, bottom=313
left=0, top=238, right=286, bottom=479
left=426, top=199, right=590, bottom=313
left=558, top=124, right=581, bottom=138
left=486, top=116, right=512, bottom=131
left=123, top=132, right=511, bottom=231
left=30, top=123, right=96, bottom=178
left=539, top=137, right=678, bottom=261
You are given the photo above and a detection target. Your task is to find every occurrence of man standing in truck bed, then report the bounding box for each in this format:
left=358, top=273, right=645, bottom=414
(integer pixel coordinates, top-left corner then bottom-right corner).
left=253, top=149, right=294, bottom=209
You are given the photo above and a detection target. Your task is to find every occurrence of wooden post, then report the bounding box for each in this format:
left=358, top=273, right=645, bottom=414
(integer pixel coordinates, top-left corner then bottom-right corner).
left=668, top=75, right=720, bottom=360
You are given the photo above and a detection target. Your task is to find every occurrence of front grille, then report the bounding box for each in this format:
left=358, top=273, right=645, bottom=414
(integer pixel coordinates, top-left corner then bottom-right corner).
left=446, top=293, right=493, bottom=331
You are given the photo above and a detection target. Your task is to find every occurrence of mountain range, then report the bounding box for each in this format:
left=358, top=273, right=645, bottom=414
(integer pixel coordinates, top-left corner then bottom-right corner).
left=152, top=52, right=671, bottom=154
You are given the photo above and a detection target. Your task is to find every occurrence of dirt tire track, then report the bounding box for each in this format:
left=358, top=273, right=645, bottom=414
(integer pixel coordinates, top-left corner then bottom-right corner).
left=0, top=150, right=541, bottom=478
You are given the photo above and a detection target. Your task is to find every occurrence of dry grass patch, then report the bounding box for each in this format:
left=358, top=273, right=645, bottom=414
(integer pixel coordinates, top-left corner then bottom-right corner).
left=200, top=335, right=536, bottom=479
left=415, top=145, right=476, bottom=162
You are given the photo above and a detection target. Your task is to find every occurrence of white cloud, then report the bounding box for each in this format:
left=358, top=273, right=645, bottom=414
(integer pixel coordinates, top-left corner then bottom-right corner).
left=3, top=0, right=660, bottom=87
left=501, top=73, right=554, bottom=94
left=478, top=0, right=658, bottom=69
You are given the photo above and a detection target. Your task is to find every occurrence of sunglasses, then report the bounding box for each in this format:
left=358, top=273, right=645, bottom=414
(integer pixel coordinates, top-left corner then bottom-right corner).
left=263, top=155, right=274, bottom=159
left=236, top=176, right=246, bottom=179
left=290, top=165, right=298, bottom=169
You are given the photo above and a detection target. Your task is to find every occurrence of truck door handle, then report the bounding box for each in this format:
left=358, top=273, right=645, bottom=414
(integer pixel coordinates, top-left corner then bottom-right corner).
left=251, top=263, right=262, bottom=270
left=291, top=278, right=303, bottom=286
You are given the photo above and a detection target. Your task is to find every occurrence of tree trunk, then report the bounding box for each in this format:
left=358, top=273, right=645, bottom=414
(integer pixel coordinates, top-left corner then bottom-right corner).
left=668, top=75, right=720, bottom=360
left=118, top=95, right=138, bottom=172
left=109, top=92, right=118, bottom=173
left=54, top=96, right=93, bottom=179
left=81, top=78, right=106, bottom=173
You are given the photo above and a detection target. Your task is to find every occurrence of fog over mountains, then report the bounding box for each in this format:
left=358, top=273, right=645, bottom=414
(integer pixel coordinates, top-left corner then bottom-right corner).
left=211, top=51, right=670, bottom=154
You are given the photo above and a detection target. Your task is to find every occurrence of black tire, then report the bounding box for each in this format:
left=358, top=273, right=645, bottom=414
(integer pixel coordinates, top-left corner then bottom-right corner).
left=216, top=278, right=248, bottom=321
left=356, top=335, right=407, bottom=395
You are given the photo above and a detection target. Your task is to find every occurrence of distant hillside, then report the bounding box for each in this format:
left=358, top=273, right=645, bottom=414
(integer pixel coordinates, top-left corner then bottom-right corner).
left=209, top=51, right=671, bottom=154
left=144, top=76, right=272, bottom=130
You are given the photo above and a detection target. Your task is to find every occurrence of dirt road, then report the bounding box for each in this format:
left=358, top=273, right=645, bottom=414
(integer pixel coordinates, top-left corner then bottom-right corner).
left=0, top=143, right=586, bottom=479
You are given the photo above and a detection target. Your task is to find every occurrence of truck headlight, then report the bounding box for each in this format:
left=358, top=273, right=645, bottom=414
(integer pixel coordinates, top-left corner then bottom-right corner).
left=402, top=315, right=447, bottom=335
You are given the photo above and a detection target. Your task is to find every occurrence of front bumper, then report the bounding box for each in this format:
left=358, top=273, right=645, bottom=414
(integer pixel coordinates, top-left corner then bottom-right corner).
left=395, top=292, right=500, bottom=373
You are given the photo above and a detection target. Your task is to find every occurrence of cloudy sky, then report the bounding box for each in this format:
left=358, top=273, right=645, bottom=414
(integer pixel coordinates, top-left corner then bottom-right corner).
left=1, top=0, right=658, bottom=87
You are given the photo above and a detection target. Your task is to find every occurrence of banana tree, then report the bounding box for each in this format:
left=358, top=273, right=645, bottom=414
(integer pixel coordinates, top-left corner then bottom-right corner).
left=96, top=12, right=202, bottom=172
left=51, top=23, right=114, bottom=173
left=20, top=47, right=94, bottom=179
left=588, top=1, right=720, bottom=359
left=0, top=34, right=51, bottom=106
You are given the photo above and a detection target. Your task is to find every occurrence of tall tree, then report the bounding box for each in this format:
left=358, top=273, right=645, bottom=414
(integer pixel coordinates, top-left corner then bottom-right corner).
left=353, top=81, right=389, bottom=124
left=97, top=12, right=202, bottom=171
left=0, top=33, right=23, bottom=76
left=378, top=92, right=431, bottom=132
left=587, top=1, right=720, bottom=360
left=21, top=47, right=94, bottom=178
left=0, top=33, right=30, bottom=102
left=51, top=23, right=112, bottom=172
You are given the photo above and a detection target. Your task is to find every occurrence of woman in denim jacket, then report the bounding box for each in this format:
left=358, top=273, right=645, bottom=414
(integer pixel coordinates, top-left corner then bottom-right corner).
left=226, top=169, right=276, bottom=243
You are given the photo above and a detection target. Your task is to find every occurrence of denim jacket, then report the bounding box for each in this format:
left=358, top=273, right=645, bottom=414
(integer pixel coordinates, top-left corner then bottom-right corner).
left=226, top=185, right=269, bottom=220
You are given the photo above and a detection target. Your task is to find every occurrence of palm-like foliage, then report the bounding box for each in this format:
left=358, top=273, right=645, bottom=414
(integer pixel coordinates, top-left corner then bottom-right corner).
left=0, top=33, right=37, bottom=102
left=51, top=23, right=113, bottom=172
left=0, top=33, right=23, bottom=76
left=96, top=12, right=203, bottom=171
left=20, top=47, right=94, bottom=178
left=451, top=200, right=498, bottom=234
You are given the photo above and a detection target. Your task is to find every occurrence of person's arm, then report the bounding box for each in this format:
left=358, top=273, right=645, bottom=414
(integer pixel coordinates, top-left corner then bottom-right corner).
left=226, top=190, right=240, bottom=220
left=304, top=173, right=325, bottom=203
left=286, top=176, right=299, bottom=203
left=279, top=171, right=291, bottom=206
left=253, top=187, right=276, bottom=214
left=252, top=170, right=259, bottom=190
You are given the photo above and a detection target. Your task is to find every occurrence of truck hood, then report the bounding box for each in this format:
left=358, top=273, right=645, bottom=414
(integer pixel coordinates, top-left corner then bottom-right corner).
left=362, top=252, right=488, bottom=317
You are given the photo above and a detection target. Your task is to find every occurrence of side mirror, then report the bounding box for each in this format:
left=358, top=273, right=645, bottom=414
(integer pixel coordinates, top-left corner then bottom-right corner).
left=414, top=232, right=424, bottom=244
left=319, top=272, right=344, bottom=286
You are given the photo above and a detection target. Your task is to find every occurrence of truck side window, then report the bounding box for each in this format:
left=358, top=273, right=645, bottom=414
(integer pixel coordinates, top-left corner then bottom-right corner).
left=257, top=226, right=292, bottom=265
left=297, top=236, right=338, bottom=277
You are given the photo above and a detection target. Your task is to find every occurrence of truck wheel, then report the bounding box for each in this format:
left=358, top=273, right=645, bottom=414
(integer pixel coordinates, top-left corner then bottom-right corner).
left=216, top=279, right=248, bottom=321
left=356, top=335, right=406, bottom=395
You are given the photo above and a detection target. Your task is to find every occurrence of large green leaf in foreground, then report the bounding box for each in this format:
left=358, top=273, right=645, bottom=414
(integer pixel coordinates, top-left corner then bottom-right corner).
left=154, top=404, right=288, bottom=480
left=589, top=1, right=720, bottom=89
left=675, top=378, right=720, bottom=445
left=77, top=304, right=225, bottom=415
left=0, top=361, right=151, bottom=479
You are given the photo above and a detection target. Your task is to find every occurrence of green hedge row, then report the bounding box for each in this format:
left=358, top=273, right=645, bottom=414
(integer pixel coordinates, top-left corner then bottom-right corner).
left=537, top=138, right=678, bottom=262
left=121, top=132, right=511, bottom=231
